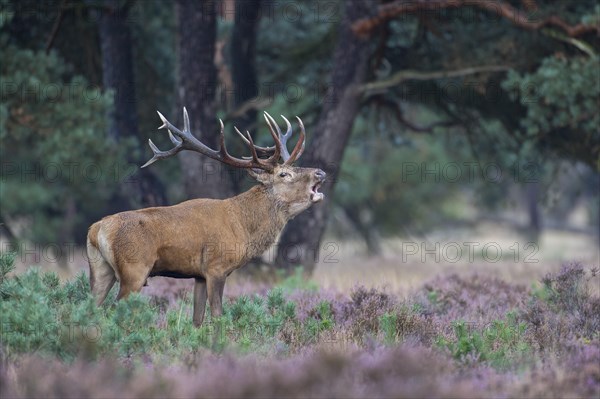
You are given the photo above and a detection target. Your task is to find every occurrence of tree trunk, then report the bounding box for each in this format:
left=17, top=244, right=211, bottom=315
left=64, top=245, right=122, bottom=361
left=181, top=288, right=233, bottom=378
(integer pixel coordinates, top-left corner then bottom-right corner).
left=231, top=0, right=263, bottom=269
left=525, top=180, right=541, bottom=243
left=231, top=0, right=260, bottom=130
left=275, top=0, right=376, bottom=273
left=343, top=205, right=383, bottom=257
left=96, top=0, right=165, bottom=208
left=230, top=0, right=261, bottom=194
left=176, top=0, right=234, bottom=199
left=97, top=1, right=137, bottom=142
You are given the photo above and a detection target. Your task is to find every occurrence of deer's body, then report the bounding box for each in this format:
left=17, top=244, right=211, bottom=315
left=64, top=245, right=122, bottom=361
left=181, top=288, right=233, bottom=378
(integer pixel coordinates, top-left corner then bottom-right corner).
left=89, top=186, right=285, bottom=283
left=87, top=110, right=325, bottom=326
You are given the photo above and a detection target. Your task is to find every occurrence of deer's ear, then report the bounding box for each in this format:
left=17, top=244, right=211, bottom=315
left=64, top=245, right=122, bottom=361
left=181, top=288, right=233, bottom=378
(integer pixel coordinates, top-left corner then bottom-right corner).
left=248, top=168, right=271, bottom=183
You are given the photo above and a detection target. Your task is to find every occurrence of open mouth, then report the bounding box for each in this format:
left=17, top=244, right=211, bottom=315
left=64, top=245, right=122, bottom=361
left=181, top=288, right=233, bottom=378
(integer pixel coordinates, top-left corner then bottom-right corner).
left=310, top=182, right=324, bottom=202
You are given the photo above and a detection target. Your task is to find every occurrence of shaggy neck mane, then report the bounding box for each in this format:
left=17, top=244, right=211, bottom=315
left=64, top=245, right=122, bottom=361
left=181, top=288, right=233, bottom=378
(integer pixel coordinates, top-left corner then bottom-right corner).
left=229, top=185, right=289, bottom=255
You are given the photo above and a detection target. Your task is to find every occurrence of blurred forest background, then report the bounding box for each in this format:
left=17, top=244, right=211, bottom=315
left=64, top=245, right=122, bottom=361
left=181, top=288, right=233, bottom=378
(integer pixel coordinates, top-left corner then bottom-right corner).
left=0, top=0, right=598, bottom=277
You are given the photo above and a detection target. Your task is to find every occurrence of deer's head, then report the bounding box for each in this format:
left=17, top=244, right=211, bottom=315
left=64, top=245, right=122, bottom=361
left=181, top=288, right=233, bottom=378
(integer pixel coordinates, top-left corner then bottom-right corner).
left=142, top=109, right=326, bottom=216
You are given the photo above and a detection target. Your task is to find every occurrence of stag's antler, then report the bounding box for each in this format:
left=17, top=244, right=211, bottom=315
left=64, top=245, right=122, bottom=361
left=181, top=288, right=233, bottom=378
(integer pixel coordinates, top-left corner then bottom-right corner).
left=142, top=108, right=285, bottom=171
left=264, top=112, right=305, bottom=165
left=142, top=109, right=306, bottom=170
left=235, top=112, right=305, bottom=165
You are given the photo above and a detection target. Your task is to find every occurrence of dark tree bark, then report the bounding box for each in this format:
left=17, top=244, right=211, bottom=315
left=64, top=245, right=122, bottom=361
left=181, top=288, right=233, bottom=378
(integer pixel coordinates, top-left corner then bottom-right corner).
left=96, top=0, right=165, bottom=208
left=231, top=0, right=263, bottom=269
left=275, top=0, right=376, bottom=273
left=97, top=1, right=137, bottom=142
left=525, top=181, right=541, bottom=243
left=231, top=0, right=261, bottom=130
left=176, top=0, right=234, bottom=199
left=230, top=0, right=261, bottom=193
left=343, top=205, right=383, bottom=257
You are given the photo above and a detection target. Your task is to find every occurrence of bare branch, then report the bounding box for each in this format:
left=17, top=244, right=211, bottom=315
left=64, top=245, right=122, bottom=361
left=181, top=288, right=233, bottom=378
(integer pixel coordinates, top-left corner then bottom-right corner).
left=370, top=95, right=461, bottom=134
left=359, top=65, right=510, bottom=96
left=353, top=0, right=600, bottom=38
left=221, top=97, right=272, bottom=124
left=541, top=28, right=597, bottom=57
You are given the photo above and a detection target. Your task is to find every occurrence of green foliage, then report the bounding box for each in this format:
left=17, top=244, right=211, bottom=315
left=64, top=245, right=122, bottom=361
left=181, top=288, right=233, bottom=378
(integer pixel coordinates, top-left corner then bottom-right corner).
left=378, top=307, right=430, bottom=345
left=530, top=281, right=554, bottom=302
left=129, top=0, right=180, bottom=195
left=257, top=0, right=337, bottom=100
left=0, top=40, right=124, bottom=245
left=276, top=267, right=319, bottom=292
left=223, top=288, right=299, bottom=352
left=502, top=55, right=600, bottom=167
left=304, top=300, right=334, bottom=342
left=581, top=4, right=600, bottom=25
left=0, top=252, right=158, bottom=359
left=336, top=127, right=466, bottom=233
left=0, top=252, right=16, bottom=283
left=0, top=252, right=327, bottom=360
left=379, top=312, right=398, bottom=345
left=437, top=312, right=530, bottom=369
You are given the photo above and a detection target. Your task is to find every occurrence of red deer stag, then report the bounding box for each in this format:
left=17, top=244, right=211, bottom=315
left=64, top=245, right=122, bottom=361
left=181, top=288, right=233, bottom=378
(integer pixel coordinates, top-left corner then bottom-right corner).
left=87, top=109, right=325, bottom=326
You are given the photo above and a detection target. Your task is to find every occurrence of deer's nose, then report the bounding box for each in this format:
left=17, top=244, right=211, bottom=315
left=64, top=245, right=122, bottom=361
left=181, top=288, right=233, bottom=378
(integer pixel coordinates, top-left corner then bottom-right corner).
left=315, top=169, right=326, bottom=181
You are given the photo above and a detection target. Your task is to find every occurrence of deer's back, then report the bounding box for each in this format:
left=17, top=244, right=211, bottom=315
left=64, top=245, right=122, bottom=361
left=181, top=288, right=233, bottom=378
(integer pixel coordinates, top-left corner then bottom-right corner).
left=88, top=198, right=246, bottom=278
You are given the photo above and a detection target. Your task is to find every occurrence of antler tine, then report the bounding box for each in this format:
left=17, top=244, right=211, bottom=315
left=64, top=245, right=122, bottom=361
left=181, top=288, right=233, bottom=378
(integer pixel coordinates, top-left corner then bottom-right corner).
left=234, top=125, right=249, bottom=145
left=264, top=112, right=305, bottom=164
left=216, top=119, right=245, bottom=168
left=141, top=137, right=183, bottom=168
left=262, top=112, right=282, bottom=165
left=227, top=124, right=260, bottom=163
left=243, top=129, right=261, bottom=163
left=279, top=115, right=293, bottom=140
left=234, top=126, right=274, bottom=158
left=284, top=116, right=306, bottom=165
left=141, top=110, right=187, bottom=168
left=183, top=107, right=191, bottom=133
left=218, top=119, right=276, bottom=171
left=264, top=112, right=293, bottom=161
left=168, top=130, right=182, bottom=146
left=142, top=108, right=276, bottom=172
left=279, top=115, right=294, bottom=161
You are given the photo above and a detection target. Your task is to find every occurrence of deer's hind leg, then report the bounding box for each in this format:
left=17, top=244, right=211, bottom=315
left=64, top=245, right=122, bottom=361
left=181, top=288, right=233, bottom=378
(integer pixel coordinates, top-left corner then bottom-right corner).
left=116, top=262, right=152, bottom=300
left=87, top=242, right=117, bottom=305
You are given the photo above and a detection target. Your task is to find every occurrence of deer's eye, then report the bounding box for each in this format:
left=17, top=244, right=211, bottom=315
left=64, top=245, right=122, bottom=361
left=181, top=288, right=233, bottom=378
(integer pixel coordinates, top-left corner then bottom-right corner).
left=279, top=172, right=289, bottom=178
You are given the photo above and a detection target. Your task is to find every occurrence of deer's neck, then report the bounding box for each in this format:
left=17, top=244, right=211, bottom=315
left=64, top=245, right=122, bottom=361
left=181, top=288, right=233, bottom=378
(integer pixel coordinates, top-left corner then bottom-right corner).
left=229, top=185, right=289, bottom=256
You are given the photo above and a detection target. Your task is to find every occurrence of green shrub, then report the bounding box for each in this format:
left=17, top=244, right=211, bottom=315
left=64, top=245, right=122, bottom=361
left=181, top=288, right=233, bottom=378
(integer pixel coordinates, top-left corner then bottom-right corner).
left=303, top=301, right=334, bottom=343
left=0, top=252, right=16, bottom=283
left=379, top=308, right=433, bottom=345
left=276, top=267, right=318, bottom=292
left=437, top=311, right=530, bottom=369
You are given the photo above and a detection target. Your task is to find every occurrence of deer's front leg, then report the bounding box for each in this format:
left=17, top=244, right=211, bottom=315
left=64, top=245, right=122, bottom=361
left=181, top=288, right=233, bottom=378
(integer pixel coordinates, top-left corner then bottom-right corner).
left=207, top=276, right=226, bottom=318
left=193, top=278, right=207, bottom=327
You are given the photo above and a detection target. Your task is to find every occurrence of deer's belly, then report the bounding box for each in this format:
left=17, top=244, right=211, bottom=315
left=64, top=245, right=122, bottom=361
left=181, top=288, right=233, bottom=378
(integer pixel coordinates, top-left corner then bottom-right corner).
left=149, top=245, right=203, bottom=278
